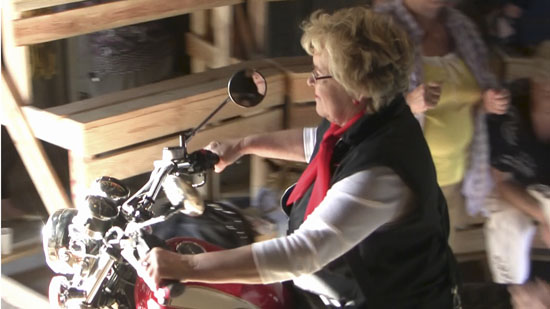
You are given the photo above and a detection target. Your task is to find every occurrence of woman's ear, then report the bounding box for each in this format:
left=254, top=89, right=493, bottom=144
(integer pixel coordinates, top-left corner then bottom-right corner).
left=357, top=96, right=375, bottom=113
left=355, top=96, right=372, bottom=106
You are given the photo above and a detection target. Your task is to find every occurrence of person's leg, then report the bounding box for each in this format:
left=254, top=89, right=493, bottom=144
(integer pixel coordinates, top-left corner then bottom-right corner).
left=484, top=196, right=536, bottom=284
left=442, top=183, right=467, bottom=248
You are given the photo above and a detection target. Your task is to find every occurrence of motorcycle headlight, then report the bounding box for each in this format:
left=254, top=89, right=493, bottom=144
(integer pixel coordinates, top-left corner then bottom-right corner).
left=89, top=176, right=130, bottom=204
left=82, top=195, right=119, bottom=237
left=43, top=208, right=78, bottom=274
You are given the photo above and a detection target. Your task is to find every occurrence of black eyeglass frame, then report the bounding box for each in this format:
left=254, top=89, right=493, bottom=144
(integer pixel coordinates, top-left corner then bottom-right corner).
left=310, top=71, right=333, bottom=83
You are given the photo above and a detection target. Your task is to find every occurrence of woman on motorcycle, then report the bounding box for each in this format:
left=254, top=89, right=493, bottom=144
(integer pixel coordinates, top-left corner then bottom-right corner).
left=142, top=7, right=458, bottom=308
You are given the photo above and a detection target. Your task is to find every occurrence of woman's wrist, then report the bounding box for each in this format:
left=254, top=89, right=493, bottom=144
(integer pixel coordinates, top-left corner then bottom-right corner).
left=180, top=254, right=199, bottom=283
left=238, top=136, right=250, bottom=156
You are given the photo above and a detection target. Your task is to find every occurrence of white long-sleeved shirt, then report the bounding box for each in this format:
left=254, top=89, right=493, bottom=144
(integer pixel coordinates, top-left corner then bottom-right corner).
left=251, top=128, right=413, bottom=296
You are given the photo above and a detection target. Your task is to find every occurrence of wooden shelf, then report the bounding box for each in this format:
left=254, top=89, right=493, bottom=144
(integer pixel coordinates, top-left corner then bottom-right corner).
left=1, top=241, right=42, bottom=265
left=11, top=0, right=243, bottom=46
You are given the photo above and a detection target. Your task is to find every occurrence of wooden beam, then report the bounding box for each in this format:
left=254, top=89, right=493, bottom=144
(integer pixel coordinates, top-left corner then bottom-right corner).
left=234, top=4, right=258, bottom=59
left=185, top=33, right=241, bottom=68
left=68, top=109, right=284, bottom=200
left=19, top=57, right=312, bottom=161
left=46, top=66, right=240, bottom=116
left=288, top=103, right=321, bottom=129
left=12, top=0, right=243, bottom=46
left=1, top=68, right=73, bottom=213
left=0, top=241, right=42, bottom=264
left=190, top=9, right=209, bottom=39
left=11, top=0, right=85, bottom=12
left=23, top=63, right=289, bottom=157
left=21, top=105, right=83, bottom=151
left=1, top=2, right=32, bottom=109
left=0, top=276, right=49, bottom=308
left=212, top=5, right=233, bottom=67
left=268, top=56, right=313, bottom=103
left=247, top=0, right=266, bottom=54
left=189, top=9, right=209, bottom=73
left=286, top=71, right=313, bottom=103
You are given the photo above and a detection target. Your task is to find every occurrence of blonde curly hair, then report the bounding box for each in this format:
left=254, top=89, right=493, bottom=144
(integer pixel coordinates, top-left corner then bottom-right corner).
left=301, top=6, right=413, bottom=110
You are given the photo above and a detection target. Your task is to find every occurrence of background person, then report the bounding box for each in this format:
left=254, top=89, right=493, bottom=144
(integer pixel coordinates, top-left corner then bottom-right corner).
left=375, top=0, right=511, bottom=248
left=485, top=41, right=550, bottom=284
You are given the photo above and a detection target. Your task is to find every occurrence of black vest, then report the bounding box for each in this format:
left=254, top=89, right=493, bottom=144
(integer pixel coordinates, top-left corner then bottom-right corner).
left=284, top=96, right=456, bottom=308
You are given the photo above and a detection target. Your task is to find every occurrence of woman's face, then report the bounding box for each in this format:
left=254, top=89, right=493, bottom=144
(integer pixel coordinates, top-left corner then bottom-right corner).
left=308, top=51, right=357, bottom=126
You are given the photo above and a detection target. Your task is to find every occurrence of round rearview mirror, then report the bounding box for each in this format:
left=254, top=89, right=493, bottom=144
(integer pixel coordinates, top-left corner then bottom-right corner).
left=228, top=69, right=266, bottom=108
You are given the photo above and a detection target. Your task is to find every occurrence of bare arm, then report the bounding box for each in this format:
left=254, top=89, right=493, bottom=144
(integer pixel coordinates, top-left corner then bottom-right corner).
left=492, top=168, right=545, bottom=223
left=509, top=279, right=550, bottom=309
left=205, top=128, right=306, bottom=172
left=141, top=167, right=408, bottom=287
left=142, top=245, right=262, bottom=287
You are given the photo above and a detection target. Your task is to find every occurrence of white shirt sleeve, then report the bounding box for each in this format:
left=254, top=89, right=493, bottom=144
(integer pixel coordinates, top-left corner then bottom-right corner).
left=303, top=127, right=317, bottom=163
left=251, top=166, right=413, bottom=283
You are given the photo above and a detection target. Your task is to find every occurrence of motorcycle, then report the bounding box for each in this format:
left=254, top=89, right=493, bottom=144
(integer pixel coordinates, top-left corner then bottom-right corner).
left=42, top=69, right=292, bottom=309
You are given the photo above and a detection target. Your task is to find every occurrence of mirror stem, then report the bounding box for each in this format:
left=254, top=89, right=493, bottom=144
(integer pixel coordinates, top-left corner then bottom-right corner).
left=184, top=97, right=231, bottom=147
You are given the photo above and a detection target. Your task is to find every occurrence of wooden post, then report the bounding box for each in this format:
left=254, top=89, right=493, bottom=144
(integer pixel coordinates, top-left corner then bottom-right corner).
left=247, top=0, right=267, bottom=54
left=1, top=1, right=32, bottom=105
left=12, top=0, right=243, bottom=46
left=250, top=156, right=269, bottom=202
left=212, top=5, right=233, bottom=67
left=190, top=10, right=209, bottom=73
left=1, top=68, right=72, bottom=213
left=234, top=4, right=258, bottom=59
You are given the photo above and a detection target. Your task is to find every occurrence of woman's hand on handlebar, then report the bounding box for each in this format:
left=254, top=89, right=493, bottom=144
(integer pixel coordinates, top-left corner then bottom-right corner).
left=140, top=247, right=192, bottom=290
left=204, top=139, right=244, bottom=173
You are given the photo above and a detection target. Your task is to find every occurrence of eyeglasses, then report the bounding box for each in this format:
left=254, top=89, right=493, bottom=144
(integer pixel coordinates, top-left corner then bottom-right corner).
left=310, top=71, right=333, bottom=83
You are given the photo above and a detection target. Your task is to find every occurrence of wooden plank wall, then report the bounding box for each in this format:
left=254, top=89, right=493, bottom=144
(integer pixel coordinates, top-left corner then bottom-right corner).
left=1, top=68, right=72, bottom=213
left=187, top=1, right=264, bottom=73
left=19, top=58, right=312, bottom=201
left=22, top=61, right=287, bottom=156
left=3, top=0, right=318, bottom=209
left=188, top=5, right=238, bottom=72
left=1, top=2, right=32, bottom=104
left=12, top=0, right=243, bottom=46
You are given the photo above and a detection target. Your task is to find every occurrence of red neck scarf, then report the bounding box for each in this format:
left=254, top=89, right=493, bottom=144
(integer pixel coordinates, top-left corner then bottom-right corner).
left=286, top=111, right=364, bottom=219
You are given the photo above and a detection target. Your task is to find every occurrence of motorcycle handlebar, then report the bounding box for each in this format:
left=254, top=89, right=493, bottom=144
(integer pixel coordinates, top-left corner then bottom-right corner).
left=156, top=280, right=186, bottom=304
left=187, top=149, right=220, bottom=173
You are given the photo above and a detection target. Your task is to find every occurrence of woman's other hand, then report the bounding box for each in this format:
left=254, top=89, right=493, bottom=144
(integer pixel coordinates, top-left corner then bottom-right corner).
left=140, top=247, right=194, bottom=290
left=204, top=139, right=243, bottom=173
left=509, top=279, right=550, bottom=309
left=483, top=88, right=510, bottom=114
left=405, top=82, right=441, bottom=114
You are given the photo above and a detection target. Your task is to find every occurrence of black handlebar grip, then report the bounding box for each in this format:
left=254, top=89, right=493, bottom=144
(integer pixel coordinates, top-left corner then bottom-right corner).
left=157, top=280, right=186, bottom=301
left=140, top=231, right=169, bottom=250
left=188, top=149, right=220, bottom=173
